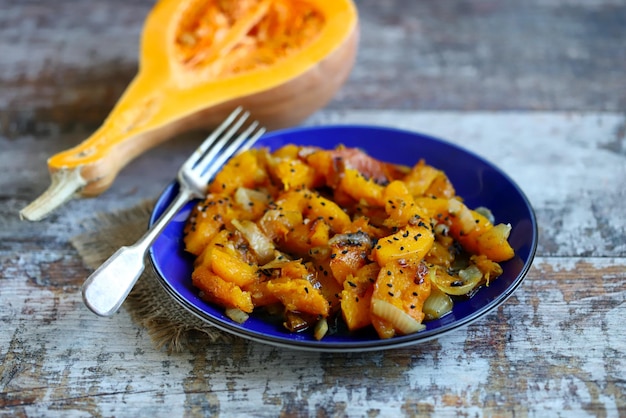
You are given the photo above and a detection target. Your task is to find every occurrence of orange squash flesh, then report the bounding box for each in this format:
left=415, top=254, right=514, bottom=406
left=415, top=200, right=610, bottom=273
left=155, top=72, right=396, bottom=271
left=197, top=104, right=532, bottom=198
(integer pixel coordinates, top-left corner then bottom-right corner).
left=370, top=261, right=431, bottom=338
left=21, top=0, right=359, bottom=221
left=192, top=264, right=255, bottom=313
left=341, top=263, right=379, bottom=331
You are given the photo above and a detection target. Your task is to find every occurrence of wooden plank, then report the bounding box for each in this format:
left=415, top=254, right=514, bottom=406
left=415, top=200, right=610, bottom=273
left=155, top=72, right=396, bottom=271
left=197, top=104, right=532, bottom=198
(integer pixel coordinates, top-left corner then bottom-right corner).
left=1, top=112, right=625, bottom=417
left=1, top=0, right=626, bottom=138
left=347, top=0, right=626, bottom=111
left=0, top=257, right=624, bottom=416
left=1, top=0, right=625, bottom=413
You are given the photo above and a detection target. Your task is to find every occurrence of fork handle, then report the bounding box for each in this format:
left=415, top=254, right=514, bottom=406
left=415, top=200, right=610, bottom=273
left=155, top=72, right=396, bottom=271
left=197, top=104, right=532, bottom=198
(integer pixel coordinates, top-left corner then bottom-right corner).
left=82, top=187, right=194, bottom=316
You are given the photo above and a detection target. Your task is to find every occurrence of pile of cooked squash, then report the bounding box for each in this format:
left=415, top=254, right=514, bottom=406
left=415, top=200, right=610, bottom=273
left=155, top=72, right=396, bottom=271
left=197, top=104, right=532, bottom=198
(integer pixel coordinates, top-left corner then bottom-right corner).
left=183, top=144, right=514, bottom=340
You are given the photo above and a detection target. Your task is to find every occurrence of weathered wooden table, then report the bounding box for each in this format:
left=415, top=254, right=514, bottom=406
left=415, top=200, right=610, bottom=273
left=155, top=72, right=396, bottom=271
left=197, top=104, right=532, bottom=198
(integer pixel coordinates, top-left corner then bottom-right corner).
left=2, top=1, right=625, bottom=416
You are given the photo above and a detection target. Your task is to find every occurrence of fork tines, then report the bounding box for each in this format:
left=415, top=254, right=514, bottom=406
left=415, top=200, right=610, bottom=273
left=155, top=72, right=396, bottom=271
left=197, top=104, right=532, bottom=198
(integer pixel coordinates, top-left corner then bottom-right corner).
left=185, top=107, right=266, bottom=182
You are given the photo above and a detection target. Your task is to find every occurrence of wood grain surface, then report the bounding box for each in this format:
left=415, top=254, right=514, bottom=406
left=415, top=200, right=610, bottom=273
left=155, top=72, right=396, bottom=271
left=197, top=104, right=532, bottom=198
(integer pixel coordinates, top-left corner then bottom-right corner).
left=1, top=0, right=625, bottom=416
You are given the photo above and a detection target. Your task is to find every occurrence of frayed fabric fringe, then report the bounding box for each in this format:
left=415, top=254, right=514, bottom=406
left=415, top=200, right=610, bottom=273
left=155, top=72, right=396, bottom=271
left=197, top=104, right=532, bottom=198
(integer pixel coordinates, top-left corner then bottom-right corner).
left=70, top=201, right=232, bottom=353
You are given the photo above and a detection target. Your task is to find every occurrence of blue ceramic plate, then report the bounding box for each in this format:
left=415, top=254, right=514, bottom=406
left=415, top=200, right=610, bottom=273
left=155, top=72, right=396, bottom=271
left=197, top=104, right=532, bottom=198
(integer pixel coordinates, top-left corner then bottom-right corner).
left=148, top=125, right=537, bottom=352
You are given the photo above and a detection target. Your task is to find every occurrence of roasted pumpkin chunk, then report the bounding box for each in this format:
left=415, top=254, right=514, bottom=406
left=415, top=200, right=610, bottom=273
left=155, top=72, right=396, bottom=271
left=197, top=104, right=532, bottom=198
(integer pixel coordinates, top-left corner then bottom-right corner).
left=184, top=194, right=241, bottom=255
left=267, top=277, right=330, bottom=318
left=209, top=149, right=268, bottom=195
left=371, top=261, right=431, bottom=338
left=341, top=263, right=379, bottom=331
left=371, top=224, right=434, bottom=266
left=192, top=264, right=254, bottom=313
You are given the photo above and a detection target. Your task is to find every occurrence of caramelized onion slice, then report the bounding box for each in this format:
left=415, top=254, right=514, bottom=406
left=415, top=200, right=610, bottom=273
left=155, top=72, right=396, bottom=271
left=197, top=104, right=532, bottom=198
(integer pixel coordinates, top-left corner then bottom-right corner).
left=314, top=318, right=329, bottom=341
left=231, top=219, right=275, bottom=264
left=234, top=187, right=270, bottom=212
left=423, top=286, right=453, bottom=321
left=429, top=265, right=483, bottom=296
left=371, top=299, right=425, bottom=335
left=225, top=307, right=249, bottom=324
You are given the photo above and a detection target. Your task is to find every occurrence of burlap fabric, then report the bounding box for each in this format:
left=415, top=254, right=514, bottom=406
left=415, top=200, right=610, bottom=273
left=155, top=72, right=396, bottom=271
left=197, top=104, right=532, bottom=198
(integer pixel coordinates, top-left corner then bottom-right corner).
left=71, top=201, right=233, bottom=353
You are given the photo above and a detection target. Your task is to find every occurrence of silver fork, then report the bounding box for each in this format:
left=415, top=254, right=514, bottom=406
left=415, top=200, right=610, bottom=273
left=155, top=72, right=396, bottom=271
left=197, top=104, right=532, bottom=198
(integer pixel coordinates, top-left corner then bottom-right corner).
left=82, top=107, right=265, bottom=317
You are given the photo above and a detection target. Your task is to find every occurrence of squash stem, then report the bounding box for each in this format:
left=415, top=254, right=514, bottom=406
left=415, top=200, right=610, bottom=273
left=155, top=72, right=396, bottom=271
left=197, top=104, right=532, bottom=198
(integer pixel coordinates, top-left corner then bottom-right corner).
left=20, top=169, right=87, bottom=221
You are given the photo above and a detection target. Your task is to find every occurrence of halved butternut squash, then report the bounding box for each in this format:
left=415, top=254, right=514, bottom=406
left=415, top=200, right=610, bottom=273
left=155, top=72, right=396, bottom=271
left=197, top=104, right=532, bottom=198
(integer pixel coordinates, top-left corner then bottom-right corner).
left=21, top=0, right=359, bottom=220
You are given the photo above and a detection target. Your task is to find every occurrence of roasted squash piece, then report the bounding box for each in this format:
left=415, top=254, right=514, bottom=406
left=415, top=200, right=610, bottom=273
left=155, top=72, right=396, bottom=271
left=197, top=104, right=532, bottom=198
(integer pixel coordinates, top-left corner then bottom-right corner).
left=273, top=156, right=318, bottom=191
left=447, top=199, right=514, bottom=262
left=209, top=149, right=268, bottom=195
left=471, top=254, right=504, bottom=285
left=340, top=263, right=378, bottom=331
left=346, top=216, right=388, bottom=240
left=266, top=211, right=330, bottom=259
left=373, top=261, right=431, bottom=322
left=272, top=144, right=302, bottom=160
left=281, top=221, right=316, bottom=259
left=304, top=149, right=338, bottom=187
left=404, top=159, right=455, bottom=198
left=210, top=248, right=258, bottom=287
left=337, top=168, right=385, bottom=207
left=265, top=261, right=331, bottom=317
left=275, top=189, right=309, bottom=212
left=328, top=231, right=372, bottom=284
left=425, top=172, right=456, bottom=199
left=403, top=160, right=441, bottom=196
left=309, top=258, right=343, bottom=312
left=194, top=228, right=233, bottom=268
left=414, top=196, right=451, bottom=220
left=382, top=180, right=430, bottom=229
left=305, top=191, right=352, bottom=233
left=267, top=277, right=330, bottom=317
left=265, top=145, right=322, bottom=191
left=192, top=264, right=254, bottom=313
left=370, top=261, right=431, bottom=338
left=244, top=280, right=280, bottom=307
left=308, top=218, right=331, bottom=247
left=447, top=199, right=492, bottom=238
left=473, top=224, right=515, bottom=262
left=371, top=224, right=434, bottom=267
left=184, top=194, right=242, bottom=255
left=329, top=147, right=407, bottom=184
